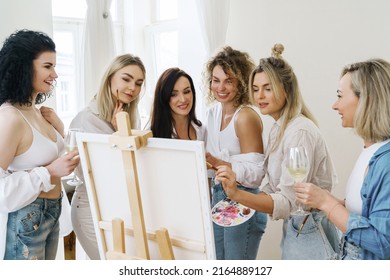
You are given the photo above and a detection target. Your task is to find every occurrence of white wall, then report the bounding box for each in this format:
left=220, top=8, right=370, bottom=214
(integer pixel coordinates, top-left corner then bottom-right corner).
left=0, top=0, right=55, bottom=108
left=226, top=0, right=390, bottom=259
left=0, top=0, right=53, bottom=40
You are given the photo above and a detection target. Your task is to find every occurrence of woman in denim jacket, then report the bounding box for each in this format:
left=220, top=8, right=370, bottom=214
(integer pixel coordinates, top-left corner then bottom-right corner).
left=294, top=58, right=390, bottom=260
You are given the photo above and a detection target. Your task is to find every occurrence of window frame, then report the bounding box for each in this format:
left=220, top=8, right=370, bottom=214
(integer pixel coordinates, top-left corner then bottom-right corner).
left=52, top=17, right=85, bottom=128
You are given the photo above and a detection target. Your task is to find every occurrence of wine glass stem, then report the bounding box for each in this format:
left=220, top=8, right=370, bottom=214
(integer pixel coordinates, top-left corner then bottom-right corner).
left=294, top=179, right=304, bottom=212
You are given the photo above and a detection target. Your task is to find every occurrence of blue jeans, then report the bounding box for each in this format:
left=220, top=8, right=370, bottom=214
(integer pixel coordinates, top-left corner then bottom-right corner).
left=339, top=237, right=363, bottom=260
left=212, top=183, right=267, bottom=260
left=281, top=210, right=340, bottom=260
left=5, top=196, right=62, bottom=260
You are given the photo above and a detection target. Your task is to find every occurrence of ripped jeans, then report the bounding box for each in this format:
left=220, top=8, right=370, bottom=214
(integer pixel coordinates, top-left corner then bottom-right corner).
left=5, top=196, right=62, bottom=260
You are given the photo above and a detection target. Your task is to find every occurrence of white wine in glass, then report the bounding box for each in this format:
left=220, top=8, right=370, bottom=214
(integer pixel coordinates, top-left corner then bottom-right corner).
left=64, top=128, right=83, bottom=186
left=287, top=146, right=310, bottom=216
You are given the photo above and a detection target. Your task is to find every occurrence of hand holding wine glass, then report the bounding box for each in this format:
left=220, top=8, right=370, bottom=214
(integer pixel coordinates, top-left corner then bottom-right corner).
left=287, top=146, right=310, bottom=216
left=64, top=128, right=83, bottom=186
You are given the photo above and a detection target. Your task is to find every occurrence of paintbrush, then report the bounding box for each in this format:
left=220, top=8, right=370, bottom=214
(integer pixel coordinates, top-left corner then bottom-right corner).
left=206, top=162, right=216, bottom=170
left=296, top=212, right=310, bottom=237
left=206, top=162, right=242, bottom=186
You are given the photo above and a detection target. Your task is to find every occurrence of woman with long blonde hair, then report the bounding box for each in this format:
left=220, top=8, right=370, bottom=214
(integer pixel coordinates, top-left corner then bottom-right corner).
left=216, top=44, right=339, bottom=259
left=69, top=53, right=146, bottom=259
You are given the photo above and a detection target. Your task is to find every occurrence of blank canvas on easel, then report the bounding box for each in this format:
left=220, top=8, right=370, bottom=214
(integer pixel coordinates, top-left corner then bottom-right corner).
left=77, top=132, right=215, bottom=260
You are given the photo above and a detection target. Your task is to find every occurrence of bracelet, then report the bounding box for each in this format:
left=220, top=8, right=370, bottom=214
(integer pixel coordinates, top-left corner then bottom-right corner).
left=326, top=202, right=342, bottom=220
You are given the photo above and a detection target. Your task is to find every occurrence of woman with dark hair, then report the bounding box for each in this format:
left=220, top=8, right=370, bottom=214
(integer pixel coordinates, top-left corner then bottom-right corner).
left=0, top=29, right=79, bottom=260
left=150, top=67, right=205, bottom=140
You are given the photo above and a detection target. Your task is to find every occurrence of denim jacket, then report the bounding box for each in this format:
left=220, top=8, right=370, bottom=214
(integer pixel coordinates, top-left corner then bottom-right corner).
left=345, top=141, right=390, bottom=259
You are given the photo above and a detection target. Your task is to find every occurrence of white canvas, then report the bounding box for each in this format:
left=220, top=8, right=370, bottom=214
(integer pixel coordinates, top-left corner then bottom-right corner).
left=76, top=132, right=215, bottom=260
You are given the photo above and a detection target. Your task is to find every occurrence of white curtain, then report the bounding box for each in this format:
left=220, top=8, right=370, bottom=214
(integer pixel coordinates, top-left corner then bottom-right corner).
left=196, top=0, right=231, bottom=56
left=83, top=0, right=115, bottom=103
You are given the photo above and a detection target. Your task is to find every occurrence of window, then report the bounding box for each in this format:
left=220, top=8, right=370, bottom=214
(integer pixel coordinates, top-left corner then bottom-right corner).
left=144, top=23, right=178, bottom=87
left=140, top=0, right=179, bottom=128
left=52, top=0, right=204, bottom=130
left=52, top=0, right=122, bottom=130
left=146, top=0, right=206, bottom=123
left=52, top=22, right=83, bottom=129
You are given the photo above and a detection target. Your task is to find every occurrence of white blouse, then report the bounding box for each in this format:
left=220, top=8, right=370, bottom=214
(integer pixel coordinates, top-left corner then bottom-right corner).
left=262, top=115, right=337, bottom=220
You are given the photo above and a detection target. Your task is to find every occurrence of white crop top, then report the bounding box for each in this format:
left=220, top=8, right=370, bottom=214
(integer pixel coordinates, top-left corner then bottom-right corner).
left=8, top=108, right=64, bottom=171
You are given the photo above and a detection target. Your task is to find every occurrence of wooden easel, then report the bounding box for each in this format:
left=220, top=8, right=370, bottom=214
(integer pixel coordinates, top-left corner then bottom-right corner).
left=104, top=111, right=174, bottom=260
left=79, top=111, right=214, bottom=259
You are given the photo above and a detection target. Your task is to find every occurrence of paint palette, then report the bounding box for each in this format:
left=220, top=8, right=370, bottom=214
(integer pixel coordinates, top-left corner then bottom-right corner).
left=211, top=198, right=255, bottom=227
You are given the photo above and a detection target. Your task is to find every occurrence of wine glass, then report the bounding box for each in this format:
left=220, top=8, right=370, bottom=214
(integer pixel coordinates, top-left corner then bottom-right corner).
left=287, top=146, right=310, bottom=216
left=64, top=128, right=83, bottom=186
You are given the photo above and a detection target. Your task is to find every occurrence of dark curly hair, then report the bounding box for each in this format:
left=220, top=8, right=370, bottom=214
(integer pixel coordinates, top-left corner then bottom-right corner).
left=0, top=29, right=56, bottom=106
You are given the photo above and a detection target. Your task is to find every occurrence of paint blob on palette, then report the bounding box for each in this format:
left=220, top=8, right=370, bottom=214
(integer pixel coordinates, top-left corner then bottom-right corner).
left=211, top=198, right=255, bottom=227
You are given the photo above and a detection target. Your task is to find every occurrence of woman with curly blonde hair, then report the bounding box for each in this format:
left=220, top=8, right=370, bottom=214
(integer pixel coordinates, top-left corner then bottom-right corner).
left=204, top=46, right=267, bottom=260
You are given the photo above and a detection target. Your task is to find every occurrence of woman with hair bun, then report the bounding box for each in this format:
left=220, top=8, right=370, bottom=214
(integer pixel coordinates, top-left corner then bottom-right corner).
left=215, top=44, right=339, bottom=259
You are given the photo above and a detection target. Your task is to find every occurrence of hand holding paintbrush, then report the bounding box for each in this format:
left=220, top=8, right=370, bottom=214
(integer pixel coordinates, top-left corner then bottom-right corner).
left=206, top=162, right=242, bottom=185
left=111, top=89, right=124, bottom=130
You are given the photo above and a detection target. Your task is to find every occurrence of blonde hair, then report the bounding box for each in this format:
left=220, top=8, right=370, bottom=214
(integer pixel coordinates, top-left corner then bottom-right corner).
left=96, top=54, right=146, bottom=129
left=249, top=43, right=316, bottom=151
left=341, top=58, right=390, bottom=142
left=203, top=46, right=255, bottom=107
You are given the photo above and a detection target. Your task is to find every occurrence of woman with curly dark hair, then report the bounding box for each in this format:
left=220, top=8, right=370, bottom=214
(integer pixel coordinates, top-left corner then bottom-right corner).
left=0, top=29, right=79, bottom=260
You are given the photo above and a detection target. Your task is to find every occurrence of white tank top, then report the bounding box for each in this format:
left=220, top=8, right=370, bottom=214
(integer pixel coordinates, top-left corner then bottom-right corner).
left=8, top=108, right=64, bottom=171
left=206, top=103, right=245, bottom=158
left=218, top=106, right=242, bottom=156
